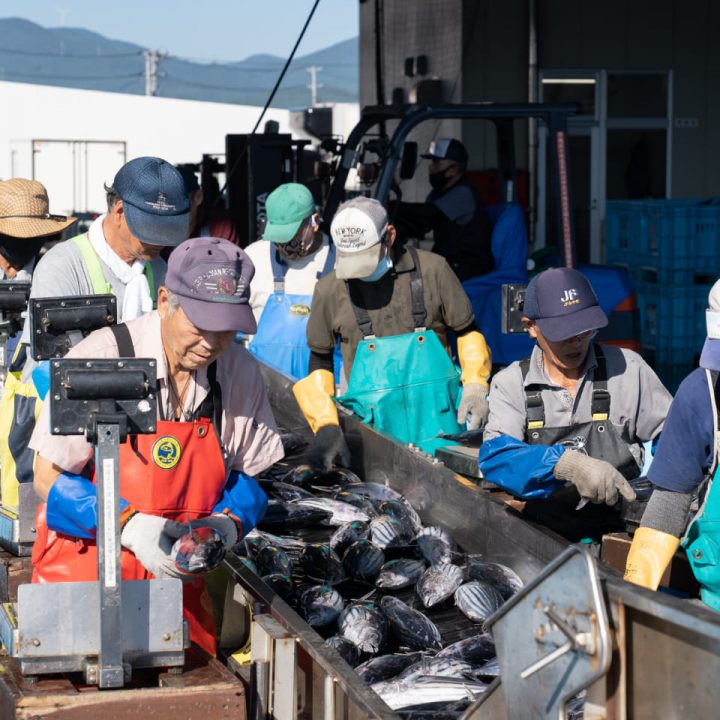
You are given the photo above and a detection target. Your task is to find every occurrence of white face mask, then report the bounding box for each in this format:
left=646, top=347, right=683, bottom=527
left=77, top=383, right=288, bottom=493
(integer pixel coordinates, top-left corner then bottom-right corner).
left=359, top=253, right=393, bottom=282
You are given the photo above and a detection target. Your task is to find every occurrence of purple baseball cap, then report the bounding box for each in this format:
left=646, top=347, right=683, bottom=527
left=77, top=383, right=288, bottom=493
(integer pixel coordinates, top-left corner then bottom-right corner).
left=165, top=237, right=257, bottom=333
left=523, top=267, right=608, bottom=342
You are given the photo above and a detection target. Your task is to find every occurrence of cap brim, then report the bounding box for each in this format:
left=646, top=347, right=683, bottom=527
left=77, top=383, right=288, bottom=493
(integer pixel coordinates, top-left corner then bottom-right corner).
left=335, top=244, right=381, bottom=280
left=536, top=305, right=608, bottom=342
left=420, top=153, right=441, bottom=160
left=701, top=338, right=720, bottom=370
left=123, top=202, right=190, bottom=247
left=0, top=215, right=77, bottom=238
left=178, top=294, right=257, bottom=334
left=262, top=217, right=304, bottom=244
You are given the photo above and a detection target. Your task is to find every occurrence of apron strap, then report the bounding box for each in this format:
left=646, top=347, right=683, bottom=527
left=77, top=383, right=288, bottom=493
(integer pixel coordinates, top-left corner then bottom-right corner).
left=520, top=356, right=546, bottom=430
left=109, top=323, right=135, bottom=358
left=590, top=344, right=611, bottom=421
left=345, top=246, right=428, bottom=339
left=194, top=361, right=223, bottom=439
left=270, top=248, right=289, bottom=294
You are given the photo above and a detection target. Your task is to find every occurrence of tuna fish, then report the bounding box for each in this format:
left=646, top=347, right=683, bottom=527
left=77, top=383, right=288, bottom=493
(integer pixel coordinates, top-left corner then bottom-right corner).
left=329, top=520, right=370, bottom=556
left=261, top=573, right=294, bottom=602
left=255, top=544, right=293, bottom=578
left=415, top=526, right=459, bottom=566
left=466, top=559, right=524, bottom=600
left=325, top=635, right=361, bottom=667
left=338, top=602, right=388, bottom=655
left=246, top=529, right=307, bottom=551
left=172, top=526, right=225, bottom=575
left=269, top=481, right=315, bottom=502
left=475, top=656, right=500, bottom=680
left=300, top=585, right=345, bottom=627
left=333, top=491, right=380, bottom=518
left=396, top=656, right=476, bottom=683
left=343, top=539, right=385, bottom=582
left=380, top=596, right=443, bottom=651
left=237, top=556, right=258, bottom=574
left=344, top=482, right=406, bottom=503
left=416, top=563, right=465, bottom=608
left=375, top=558, right=426, bottom=590
left=371, top=676, right=488, bottom=711
left=294, top=497, right=370, bottom=526
left=299, top=544, right=346, bottom=585
left=354, top=652, right=425, bottom=684
left=370, top=514, right=415, bottom=549
left=437, top=634, right=496, bottom=664
left=259, top=500, right=332, bottom=530
left=281, top=464, right=317, bottom=487
left=379, top=499, right=423, bottom=534
left=454, top=581, right=504, bottom=624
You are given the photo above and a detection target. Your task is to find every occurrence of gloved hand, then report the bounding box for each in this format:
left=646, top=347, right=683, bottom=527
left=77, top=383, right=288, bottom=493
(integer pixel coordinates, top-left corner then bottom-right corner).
left=189, top=513, right=239, bottom=549
left=457, top=382, right=490, bottom=430
left=624, top=526, right=680, bottom=590
left=308, top=425, right=351, bottom=471
left=553, top=449, right=637, bottom=506
left=120, top=512, right=188, bottom=580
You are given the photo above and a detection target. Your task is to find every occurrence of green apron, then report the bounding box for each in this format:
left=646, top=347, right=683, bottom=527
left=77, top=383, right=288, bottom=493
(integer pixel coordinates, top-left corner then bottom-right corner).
left=337, top=246, right=463, bottom=456
left=682, top=369, right=720, bottom=611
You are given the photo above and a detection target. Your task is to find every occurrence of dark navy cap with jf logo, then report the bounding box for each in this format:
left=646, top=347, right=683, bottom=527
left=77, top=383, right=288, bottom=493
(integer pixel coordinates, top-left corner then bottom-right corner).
left=114, top=157, right=191, bottom=247
left=523, top=267, right=608, bottom=342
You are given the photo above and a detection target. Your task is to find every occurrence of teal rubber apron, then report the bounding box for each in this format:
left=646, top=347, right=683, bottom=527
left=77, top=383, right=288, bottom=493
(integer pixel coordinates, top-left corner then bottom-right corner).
left=683, top=368, right=720, bottom=611
left=249, top=245, right=337, bottom=380
left=337, top=246, right=462, bottom=455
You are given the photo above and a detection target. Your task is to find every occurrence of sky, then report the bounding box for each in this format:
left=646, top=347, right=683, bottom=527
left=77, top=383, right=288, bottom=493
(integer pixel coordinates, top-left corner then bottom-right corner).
left=1, top=0, right=359, bottom=62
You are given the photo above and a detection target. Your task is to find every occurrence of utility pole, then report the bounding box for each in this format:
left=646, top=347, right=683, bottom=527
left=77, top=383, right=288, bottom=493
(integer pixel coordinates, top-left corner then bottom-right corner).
left=144, top=50, right=165, bottom=96
left=306, top=65, right=323, bottom=107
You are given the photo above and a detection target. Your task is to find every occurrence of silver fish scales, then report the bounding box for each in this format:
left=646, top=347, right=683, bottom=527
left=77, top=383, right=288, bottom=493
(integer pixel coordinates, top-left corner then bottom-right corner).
left=370, top=514, right=415, bottom=549
left=380, top=595, right=442, bottom=651
left=338, top=601, right=388, bottom=655
left=375, top=558, right=426, bottom=590
left=300, top=585, right=345, bottom=627
left=416, top=562, right=465, bottom=608
left=342, top=539, right=385, bottom=582
left=454, top=581, right=504, bottom=624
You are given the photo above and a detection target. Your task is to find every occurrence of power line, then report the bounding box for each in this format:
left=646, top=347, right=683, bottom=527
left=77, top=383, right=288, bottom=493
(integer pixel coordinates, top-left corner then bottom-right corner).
left=0, top=45, right=141, bottom=58
left=3, top=71, right=143, bottom=81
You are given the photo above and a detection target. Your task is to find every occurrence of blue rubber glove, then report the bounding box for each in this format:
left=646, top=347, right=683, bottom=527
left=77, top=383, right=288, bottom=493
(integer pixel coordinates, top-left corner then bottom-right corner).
left=212, top=470, right=268, bottom=537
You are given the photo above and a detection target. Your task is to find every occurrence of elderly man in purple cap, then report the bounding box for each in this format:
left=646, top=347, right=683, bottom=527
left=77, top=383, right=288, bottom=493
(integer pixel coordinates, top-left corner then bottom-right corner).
left=625, top=279, right=720, bottom=608
left=479, top=267, right=671, bottom=538
left=28, top=237, right=283, bottom=656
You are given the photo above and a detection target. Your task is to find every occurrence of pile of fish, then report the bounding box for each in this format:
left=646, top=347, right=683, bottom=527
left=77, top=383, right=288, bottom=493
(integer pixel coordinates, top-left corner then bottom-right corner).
left=235, top=437, right=581, bottom=719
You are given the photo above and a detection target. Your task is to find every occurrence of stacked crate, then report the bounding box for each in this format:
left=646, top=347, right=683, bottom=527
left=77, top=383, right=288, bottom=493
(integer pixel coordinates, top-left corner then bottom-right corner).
left=605, top=199, right=720, bottom=391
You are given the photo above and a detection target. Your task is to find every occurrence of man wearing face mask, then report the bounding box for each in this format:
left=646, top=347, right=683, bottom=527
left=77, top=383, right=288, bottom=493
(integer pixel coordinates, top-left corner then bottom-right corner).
left=479, top=268, right=671, bottom=538
left=392, top=138, right=493, bottom=282
left=293, top=196, right=492, bottom=469
left=244, top=183, right=335, bottom=379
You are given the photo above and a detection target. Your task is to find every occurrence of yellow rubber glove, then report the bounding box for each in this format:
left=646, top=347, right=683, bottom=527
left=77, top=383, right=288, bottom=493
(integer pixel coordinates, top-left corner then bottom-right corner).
left=624, top=526, right=680, bottom=591
left=457, top=331, right=492, bottom=386
left=292, top=369, right=339, bottom=434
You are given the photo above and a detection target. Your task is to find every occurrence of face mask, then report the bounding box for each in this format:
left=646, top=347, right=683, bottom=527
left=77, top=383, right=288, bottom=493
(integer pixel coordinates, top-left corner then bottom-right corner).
left=429, top=169, right=450, bottom=191
left=359, top=253, right=393, bottom=283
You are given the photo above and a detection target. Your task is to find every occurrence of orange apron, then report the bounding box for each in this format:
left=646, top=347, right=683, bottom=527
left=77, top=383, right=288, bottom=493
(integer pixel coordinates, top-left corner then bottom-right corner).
left=32, top=416, right=227, bottom=656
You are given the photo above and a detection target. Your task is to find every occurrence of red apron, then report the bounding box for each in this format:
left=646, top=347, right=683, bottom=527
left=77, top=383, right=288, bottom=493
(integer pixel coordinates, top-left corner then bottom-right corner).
left=32, top=416, right=227, bottom=656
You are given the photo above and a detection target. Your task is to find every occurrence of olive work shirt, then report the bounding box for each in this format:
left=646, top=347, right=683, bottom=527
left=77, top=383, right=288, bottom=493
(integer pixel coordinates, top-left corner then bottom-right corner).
left=483, top=343, right=672, bottom=469
left=306, top=246, right=475, bottom=375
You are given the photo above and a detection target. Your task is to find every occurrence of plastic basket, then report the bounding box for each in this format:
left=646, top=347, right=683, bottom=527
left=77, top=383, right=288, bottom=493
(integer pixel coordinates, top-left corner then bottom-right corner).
left=605, top=199, right=720, bottom=284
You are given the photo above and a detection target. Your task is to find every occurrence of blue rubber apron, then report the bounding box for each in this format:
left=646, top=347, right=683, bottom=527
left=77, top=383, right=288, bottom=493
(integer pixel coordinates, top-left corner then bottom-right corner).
left=337, top=246, right=462, bottom=456
left=683, top=369, right=720, bottom=611
left=249, top=244, right=336, bottom=380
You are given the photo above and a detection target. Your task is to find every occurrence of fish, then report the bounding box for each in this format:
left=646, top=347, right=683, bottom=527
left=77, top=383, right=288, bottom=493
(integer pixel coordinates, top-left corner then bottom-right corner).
left=281, top=464, right=318, bottom=487
left=241, top=533, right=268, bottom=557
left=329, top=520, right=370, bottom=556
left=344, top=482, right=406, bottom=503
left=261, top=573, right=294, bottom=602
left=375, top=558, right=426, bottom=590
left=415, top=526, right=459, bottom=566
left=258, top=500, right=332, bottom=531
left=380, top=596, right=443, bottom=651
left=279, top=431, right=307, bottom=455
left=396, top=656, right=476, bottom=683
left=354, top=652, right=425, bottom=684
left=172, top=525, right=226, bottom=575
left=236, top=556, right=258, bottom=574
left=245, top=529, right=307, bottom=551
left=379, top=499, right=423, bottom=534
left=466, top=559, right=523, bottom=600
left=454, top=581, right=504, bottom=624
left=300, top=585, right=345, bottom=627
left=299, top=544, right=346, bottom=585
left=338, top=601, right=388, bottom=656
left=437, top=634, right=496, bottom=664
left=255, top=544, right=293, bottom=578
left=416, top=563, right=465, bottom=608
left=333, top=491, right=380, bottom=518
left=293, top=497, right=370, bottom=526
left=315, top=467, right=364, bottom=487
left=371, top=675, right=488, bottom=711
left=474, top=656, right=500, bottom=681
left=325, top=635, right=361, bottom=667
left=269, top=481, right=315, bottom=502
left=370, top=514, right=415, bottom=549
left=343, top=539, right=385, bottom=582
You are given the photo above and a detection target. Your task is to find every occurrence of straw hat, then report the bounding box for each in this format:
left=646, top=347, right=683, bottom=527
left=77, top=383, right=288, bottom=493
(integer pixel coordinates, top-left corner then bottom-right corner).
left=0, top=178, right=76, bottom=239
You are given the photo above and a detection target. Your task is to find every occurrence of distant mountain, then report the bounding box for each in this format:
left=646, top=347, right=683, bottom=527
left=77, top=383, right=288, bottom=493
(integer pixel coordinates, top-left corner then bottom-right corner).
left=0, top=18, right=358, bottom=107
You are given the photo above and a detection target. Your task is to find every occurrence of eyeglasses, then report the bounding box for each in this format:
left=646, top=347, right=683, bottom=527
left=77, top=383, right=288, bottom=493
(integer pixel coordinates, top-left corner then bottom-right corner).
left=0, top=213, right=68, bottom=222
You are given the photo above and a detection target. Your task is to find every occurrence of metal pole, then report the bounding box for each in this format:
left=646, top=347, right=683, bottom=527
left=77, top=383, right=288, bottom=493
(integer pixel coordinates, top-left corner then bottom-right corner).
left=95, top=422, right=124, bottom=688
left=528, top=0, right=538, bottom=245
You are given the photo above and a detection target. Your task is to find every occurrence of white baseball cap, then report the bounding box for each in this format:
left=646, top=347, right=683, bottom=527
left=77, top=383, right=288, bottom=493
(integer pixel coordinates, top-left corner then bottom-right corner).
left=331, top=197, right=388, bottom=280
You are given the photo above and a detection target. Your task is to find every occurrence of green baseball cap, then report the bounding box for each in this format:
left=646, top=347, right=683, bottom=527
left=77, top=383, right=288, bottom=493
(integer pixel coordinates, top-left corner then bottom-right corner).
left=262, top=183, right=315, bottom=243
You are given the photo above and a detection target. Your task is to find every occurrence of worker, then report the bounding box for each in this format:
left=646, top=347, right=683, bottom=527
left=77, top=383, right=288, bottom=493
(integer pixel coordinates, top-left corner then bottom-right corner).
left=391, top=138, right=494, bottom=282
left=479, top=267, right=671, bottom=537
left=245, top=183, right=335, bottom=378
left=624, top=280, right=720, bottom=607
left=29, top=237, right=283, bottom=655
left=293, top=196, right=492, bottom=469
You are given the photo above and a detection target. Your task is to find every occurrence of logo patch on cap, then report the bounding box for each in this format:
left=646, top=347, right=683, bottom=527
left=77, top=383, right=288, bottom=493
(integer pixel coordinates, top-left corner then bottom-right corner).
left=334, top=226, right=368, bottom=249
left=560, top=288, right=579, bottom=307
left=144, top=191, right=177, bottom=213
left=192, top=267, right=246, bottom=302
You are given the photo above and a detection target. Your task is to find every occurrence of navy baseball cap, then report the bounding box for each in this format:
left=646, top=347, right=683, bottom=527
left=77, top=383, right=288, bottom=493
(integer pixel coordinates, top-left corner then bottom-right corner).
left=421, top=138, right=469, bottom=164
left=114, top=157, right=190, bottom=248
left=523, top=267, right=608, bottom=342
left=165, top=237, right=257, bottom=333
left=701, top=280, right=720, bottom=370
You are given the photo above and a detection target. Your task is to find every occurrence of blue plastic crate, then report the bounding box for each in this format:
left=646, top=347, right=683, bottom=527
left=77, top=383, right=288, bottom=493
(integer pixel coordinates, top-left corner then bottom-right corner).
left=605, top=199, right=720, bottom=284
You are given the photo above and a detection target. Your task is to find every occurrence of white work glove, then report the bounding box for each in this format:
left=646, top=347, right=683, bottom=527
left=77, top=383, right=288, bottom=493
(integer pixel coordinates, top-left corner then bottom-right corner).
left=553, top=450, right=637, bottom=506
left=456, top=382, right=490, bottom=431
left=120, top=513, right=188, bottom=580
left=189, top=513, right=239, bottom=549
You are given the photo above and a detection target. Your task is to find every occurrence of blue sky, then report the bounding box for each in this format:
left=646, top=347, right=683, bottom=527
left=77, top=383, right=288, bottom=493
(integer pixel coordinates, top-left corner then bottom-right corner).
left=1, top=0, right=358, bottom=62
